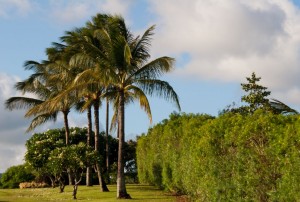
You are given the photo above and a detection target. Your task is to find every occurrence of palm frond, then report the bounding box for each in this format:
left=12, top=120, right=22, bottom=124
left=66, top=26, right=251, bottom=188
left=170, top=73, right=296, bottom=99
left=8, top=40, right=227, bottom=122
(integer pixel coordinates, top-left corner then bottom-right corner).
left=136, top=79, right=181, bottom=111
left=23, top=60, right=43, bottom=71
left=270, top=99, right=298, bottom=114
left=126, top=85, right=152, bottom=123
left=5, top=97, right=44, bottom=110
left=129, top=57, right=175, bottom=80
left=80, top=98, right=94, bottom=112
left=131, top=25, right=155, bottom=63
left=70, top=53, right=97, bottom=69
left=26, top=112, right=58, bottom=132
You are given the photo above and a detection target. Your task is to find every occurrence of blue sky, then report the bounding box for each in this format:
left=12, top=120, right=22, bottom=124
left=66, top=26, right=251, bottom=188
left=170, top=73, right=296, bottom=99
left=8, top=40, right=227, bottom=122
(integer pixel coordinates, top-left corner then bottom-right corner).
left=1, top=0, right=300, bottom=172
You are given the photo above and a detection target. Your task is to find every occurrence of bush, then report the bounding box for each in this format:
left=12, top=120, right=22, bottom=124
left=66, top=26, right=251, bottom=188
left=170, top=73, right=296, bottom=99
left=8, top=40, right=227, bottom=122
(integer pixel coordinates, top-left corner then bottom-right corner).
left=137, top=111, right=300, bottom=201
left=1, top=164, right=35, bottom=189
left=19, top=181, right=49, bottom=189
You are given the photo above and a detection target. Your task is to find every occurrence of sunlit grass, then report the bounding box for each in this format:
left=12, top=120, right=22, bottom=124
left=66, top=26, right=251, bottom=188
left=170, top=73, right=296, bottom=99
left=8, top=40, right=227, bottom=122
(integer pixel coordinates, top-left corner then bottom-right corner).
left=0, top=184, right=177, bottom=202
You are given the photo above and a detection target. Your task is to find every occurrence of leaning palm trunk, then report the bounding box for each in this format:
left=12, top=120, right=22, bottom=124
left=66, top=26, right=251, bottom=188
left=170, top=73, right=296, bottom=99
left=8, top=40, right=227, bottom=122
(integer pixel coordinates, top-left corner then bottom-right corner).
left=117, top=91, right=131, bottom=198
left=63, top=110, right=73, bottom=185
left=86, top=105, right=93, bottom=186
left=94, top=101, right=109, bottom=192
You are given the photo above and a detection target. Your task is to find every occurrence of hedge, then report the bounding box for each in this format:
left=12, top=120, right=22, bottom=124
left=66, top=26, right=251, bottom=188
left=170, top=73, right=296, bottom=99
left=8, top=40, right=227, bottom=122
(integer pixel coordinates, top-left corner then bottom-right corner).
left=137, top=111, right=300, bottom=201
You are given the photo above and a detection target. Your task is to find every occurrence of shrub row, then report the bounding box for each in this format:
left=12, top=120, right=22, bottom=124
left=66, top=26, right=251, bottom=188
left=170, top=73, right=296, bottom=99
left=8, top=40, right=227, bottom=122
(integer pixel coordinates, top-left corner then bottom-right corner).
left=137, top=111, right=300, bottom=201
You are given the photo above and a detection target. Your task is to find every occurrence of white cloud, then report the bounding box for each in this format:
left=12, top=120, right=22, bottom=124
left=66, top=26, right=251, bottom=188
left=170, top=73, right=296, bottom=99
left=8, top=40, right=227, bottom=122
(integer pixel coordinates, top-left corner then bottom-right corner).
left=0, top=145, right=26, bottom=173
left=0, top=0, right=32, bottom=18
left=0, top=74, right=30, bottom=172
left=48, top=0, right=132, bottom=24
left=148, top=0, right=300, bottom=106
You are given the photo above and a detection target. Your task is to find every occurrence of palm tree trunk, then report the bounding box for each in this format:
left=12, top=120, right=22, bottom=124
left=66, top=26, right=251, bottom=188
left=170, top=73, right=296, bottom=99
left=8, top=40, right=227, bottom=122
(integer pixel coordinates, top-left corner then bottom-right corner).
left=94, top=100, right=109, bottom=192
left=63, top=110, right=70, bottom=145
left=63, top=110, right=73, bottom=186
left=117, top=91, right=131, bottom=199
left=86, top=105, right=92, bottom=186
left=105, top=98, right=110, bottom=184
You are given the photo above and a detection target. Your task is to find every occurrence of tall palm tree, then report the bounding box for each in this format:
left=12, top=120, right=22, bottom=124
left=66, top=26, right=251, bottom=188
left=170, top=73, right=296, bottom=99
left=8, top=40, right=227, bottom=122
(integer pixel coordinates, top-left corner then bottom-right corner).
left=108, top=26, right=180, bottom=199
left=71, top=14, right=181, bottom=198
left=25, top=46, right=77, bottom=145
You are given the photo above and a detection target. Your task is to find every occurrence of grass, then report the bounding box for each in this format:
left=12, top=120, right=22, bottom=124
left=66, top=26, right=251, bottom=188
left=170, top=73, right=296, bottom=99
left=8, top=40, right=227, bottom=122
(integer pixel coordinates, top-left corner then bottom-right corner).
left=0, top=184, right=178, bottom=202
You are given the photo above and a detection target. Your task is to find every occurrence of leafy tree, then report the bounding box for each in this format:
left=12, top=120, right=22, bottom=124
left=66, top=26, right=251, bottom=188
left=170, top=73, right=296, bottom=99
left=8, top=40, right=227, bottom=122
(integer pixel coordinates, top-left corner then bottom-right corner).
left=48, top=143, right=98, bottom=199
left=0, top=164, right=35, bottom=189
left=241, top=72, right=271, bottom=113
left=25, top=127, right=87, bottom=189
left=24, top=127, right=137, bottom=189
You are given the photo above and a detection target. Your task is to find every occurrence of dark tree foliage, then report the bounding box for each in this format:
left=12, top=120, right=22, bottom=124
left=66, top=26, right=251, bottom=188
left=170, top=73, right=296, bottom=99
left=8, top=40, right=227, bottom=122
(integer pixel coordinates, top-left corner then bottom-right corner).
left=0, top=164, right=35, bottom=189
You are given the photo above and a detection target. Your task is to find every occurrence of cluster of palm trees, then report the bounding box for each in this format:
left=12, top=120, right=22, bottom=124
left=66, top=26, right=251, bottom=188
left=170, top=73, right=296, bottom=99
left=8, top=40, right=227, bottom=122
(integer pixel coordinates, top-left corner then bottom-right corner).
left=5, top=13, right=180, bottom=198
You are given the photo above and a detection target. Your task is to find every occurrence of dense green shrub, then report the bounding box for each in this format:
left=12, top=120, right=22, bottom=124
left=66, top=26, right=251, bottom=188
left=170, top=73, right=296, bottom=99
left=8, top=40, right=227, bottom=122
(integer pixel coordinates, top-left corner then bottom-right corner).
left=1, top=164, right=35, bottom=189
left=137, top=111, right=300, bottom=201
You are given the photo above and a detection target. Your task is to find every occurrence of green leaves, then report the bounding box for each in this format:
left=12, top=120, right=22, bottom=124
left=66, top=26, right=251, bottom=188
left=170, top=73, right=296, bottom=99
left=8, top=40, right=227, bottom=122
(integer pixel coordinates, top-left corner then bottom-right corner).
left=137, top=111, right=300, bottom=201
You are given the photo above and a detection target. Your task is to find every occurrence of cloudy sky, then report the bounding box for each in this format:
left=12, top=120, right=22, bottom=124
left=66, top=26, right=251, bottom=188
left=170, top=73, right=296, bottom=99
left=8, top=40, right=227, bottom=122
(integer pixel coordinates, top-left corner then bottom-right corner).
left=1, top=0, right=300, bottom=172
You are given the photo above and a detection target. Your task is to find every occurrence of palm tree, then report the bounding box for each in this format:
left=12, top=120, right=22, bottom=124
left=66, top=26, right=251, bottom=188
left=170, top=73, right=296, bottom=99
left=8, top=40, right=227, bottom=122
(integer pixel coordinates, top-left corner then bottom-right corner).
left=37, top=26, right=110, bottom=191
left=72, top=14, right=181, bottom=198
left=25, top=46, right=78, bottom=145
left=31, top=14, right=180, bottom=197
left=108, top=26, right=180, bottom=199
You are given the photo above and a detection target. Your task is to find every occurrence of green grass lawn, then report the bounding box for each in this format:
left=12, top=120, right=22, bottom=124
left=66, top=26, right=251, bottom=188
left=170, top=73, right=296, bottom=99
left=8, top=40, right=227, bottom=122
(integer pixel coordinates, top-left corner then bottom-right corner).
left=0, top=184, right=178, bottom=202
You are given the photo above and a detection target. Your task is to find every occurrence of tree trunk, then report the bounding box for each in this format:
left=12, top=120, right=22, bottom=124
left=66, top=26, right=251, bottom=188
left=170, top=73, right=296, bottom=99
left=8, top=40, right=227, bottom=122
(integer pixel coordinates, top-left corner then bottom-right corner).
left=117, top=91, right=131, bottom=199
left=94, top=100, right=109, bottom=192
left=105, top=98, right=110, bottom=184
left=57, top=174, right=65, bottom=193
left=63, top=110, right=73, bottom=185
left=49, top=176, right=56, bottom=188
left=63, top=110, right=70, bottom=145
left=73, top=171, right=83, bottom=200
left=86, top=106, right=93, bottom=186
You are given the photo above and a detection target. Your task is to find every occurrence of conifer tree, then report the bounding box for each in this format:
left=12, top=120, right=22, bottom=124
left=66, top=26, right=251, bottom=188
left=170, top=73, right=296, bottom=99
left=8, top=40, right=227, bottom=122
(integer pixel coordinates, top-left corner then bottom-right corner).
left=241, top=72, right=271, bottom=113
